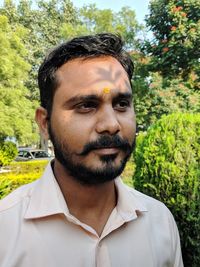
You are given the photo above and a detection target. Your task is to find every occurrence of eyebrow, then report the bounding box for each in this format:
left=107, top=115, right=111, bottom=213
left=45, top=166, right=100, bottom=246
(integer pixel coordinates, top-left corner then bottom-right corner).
left=64, top=92, right=133, bottom=107
left=63, top=94, right=99, bottom=107
left=113, top=92, right=133, bottom=102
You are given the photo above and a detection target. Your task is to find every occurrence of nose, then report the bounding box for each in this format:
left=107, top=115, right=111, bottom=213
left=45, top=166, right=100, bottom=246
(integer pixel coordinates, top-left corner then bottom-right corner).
left=95, top=106, right=121, bottom=135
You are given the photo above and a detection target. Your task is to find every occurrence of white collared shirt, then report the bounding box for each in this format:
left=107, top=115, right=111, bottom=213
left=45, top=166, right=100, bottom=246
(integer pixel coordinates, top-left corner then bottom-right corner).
left=0, top=163, right=183, bottom=267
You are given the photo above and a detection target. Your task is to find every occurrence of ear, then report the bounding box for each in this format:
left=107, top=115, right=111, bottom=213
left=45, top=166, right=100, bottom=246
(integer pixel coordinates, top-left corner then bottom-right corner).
left=35, top=107, right=49, bottom=140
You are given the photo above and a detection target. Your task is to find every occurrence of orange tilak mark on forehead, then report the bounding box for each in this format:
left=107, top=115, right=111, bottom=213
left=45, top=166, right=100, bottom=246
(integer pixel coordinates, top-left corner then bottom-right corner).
left=103, top=87, right=111, bottom=94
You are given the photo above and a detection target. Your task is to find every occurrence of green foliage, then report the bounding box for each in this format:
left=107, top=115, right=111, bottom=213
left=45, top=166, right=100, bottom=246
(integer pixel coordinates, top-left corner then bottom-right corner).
left=0, top=141, right=17, bottom=166
left=0, top=173, right=39, bottom=199
left=121, top=159, right=135, bottom=187
left=132, top=71, right=200, bottom=131
left=0, top=14, right=38, bottom=144
left=133, top=113, right=200, bottom=266
left=0, top=160, right=48, bottom=199
left=64, top=4, right=142, bottom=49
left=142, top=0, right=200, bottom=83
left=0, top=0, right=78, bottom=100
left=9, top=160, right=49, bottom=174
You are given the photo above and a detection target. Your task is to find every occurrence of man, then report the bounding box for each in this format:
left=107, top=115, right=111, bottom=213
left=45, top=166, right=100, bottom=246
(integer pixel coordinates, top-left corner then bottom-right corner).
left=0, top=33, right=183, bottom=267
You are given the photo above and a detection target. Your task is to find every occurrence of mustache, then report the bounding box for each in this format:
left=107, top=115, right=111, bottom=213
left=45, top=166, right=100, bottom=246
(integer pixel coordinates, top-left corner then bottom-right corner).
left=79, top=135, right=132, bottom=156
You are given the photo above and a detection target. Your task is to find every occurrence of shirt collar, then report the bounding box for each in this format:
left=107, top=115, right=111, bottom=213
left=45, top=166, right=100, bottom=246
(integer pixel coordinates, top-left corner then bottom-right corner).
left=114, top=178, right=147, bottom=222
left=24, top=162, right=147, bottom=220
left=24, top=162, right=69, bottom=219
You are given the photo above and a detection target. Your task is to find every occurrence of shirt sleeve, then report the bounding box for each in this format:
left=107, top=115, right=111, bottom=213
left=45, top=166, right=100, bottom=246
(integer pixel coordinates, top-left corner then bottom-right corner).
left=169, top=212, right=184, bottom=267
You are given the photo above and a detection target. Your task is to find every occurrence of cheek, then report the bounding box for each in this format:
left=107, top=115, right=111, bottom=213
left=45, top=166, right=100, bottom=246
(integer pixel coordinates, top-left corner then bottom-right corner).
left=51, top=112, right=94, bottom=150
left=119, top=113, right=136, bottom=142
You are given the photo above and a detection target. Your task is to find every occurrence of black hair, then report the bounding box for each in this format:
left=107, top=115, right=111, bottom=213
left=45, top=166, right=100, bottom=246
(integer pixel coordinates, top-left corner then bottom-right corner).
left=38, top=33, right=134, bottom=115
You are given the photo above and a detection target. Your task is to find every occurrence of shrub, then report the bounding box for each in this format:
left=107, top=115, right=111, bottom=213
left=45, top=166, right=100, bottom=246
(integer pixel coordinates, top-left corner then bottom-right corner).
left=0, top=160, right=49, bottom=199
left=0, top=141, right=18, bottom=166
left=9, top=160, right=49, bottom=174
left=0, top=173, right=39, bottom=199
left=133, top=113, right=200, bottom=267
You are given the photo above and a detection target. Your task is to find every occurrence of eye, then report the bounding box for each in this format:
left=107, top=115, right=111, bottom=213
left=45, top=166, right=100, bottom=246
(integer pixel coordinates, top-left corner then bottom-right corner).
left=114, top=99, right=131, bottom=111
left=75, top=101, right=98, bottom=113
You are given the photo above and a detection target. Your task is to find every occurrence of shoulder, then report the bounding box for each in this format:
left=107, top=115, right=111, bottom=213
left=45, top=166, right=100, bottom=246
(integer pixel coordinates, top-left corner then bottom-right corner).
left=125, top=184, right=174, bottom=219
left=124, top=184, right=180, bottom=241
left=124, top=184, right=183, bottom=266
left=0, top=179, right=38, bottom=213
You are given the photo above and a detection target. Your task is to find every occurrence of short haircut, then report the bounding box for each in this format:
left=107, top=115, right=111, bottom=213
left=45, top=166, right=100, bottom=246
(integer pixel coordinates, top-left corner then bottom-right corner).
left=38, top=33, right=134, bottom=115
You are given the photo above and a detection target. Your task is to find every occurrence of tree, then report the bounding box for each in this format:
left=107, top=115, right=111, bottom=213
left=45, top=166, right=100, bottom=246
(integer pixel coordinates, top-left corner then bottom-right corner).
left=0, top=0, right=79, bottom=100
left=132, top=69, right=200, bottom=131
left=0, top=15, right=38, bottom=144
left=142, top=0, right=200, bottom=85
left=61, top=4, right=142, bottom=49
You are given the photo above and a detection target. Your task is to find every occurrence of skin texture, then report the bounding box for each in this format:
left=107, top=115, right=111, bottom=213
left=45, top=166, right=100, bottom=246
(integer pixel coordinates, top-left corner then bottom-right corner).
left=36, top=56, right=136, bottom=236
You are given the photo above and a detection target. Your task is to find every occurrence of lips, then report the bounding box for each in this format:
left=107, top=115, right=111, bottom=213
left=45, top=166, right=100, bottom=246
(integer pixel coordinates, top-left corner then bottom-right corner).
left=93, top=147, right=120, bottom=155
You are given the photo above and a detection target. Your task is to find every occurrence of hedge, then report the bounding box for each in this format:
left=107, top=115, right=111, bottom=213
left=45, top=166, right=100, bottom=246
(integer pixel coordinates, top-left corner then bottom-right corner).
left=133, top=113, right=200, bottom=267
left=0, top=160, right=48, bottom=199
left=0, top=173, right=39, bottom=199
left=9, top=160, right=49, bottom=174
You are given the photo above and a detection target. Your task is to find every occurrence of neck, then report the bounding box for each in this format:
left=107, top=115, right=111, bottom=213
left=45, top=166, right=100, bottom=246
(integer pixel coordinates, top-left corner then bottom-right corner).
left=53, top=159, right=117, bottom=236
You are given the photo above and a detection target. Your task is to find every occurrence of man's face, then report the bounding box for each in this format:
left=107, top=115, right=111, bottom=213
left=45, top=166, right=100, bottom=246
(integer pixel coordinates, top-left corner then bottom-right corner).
left=48, top=56, right=136, bottom=185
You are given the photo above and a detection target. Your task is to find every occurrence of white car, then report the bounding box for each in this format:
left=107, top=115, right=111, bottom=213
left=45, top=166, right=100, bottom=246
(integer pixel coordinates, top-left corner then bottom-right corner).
left=15, top=148, right=53, bottom=161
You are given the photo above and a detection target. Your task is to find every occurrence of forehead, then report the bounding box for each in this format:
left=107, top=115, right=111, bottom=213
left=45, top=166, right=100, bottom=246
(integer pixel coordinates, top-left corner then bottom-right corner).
left=55, top=56, right=131, bottom=99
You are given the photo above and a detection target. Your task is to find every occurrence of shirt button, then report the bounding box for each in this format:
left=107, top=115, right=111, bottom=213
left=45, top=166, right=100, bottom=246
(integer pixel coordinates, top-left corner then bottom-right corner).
left=97, top=242, right=102, bottom=248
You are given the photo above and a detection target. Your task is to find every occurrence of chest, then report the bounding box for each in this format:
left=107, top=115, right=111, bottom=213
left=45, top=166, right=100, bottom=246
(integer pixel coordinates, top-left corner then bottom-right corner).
left=3, top=216, right=172, bottom=267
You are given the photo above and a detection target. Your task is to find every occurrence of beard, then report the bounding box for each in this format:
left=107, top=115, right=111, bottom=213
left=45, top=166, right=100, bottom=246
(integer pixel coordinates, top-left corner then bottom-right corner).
left=48, top=123, right=135, bottom=186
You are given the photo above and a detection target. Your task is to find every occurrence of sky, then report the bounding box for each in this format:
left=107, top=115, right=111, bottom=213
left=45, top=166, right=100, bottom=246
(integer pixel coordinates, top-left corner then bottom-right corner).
left=71, top=0, right=150, bottom=24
